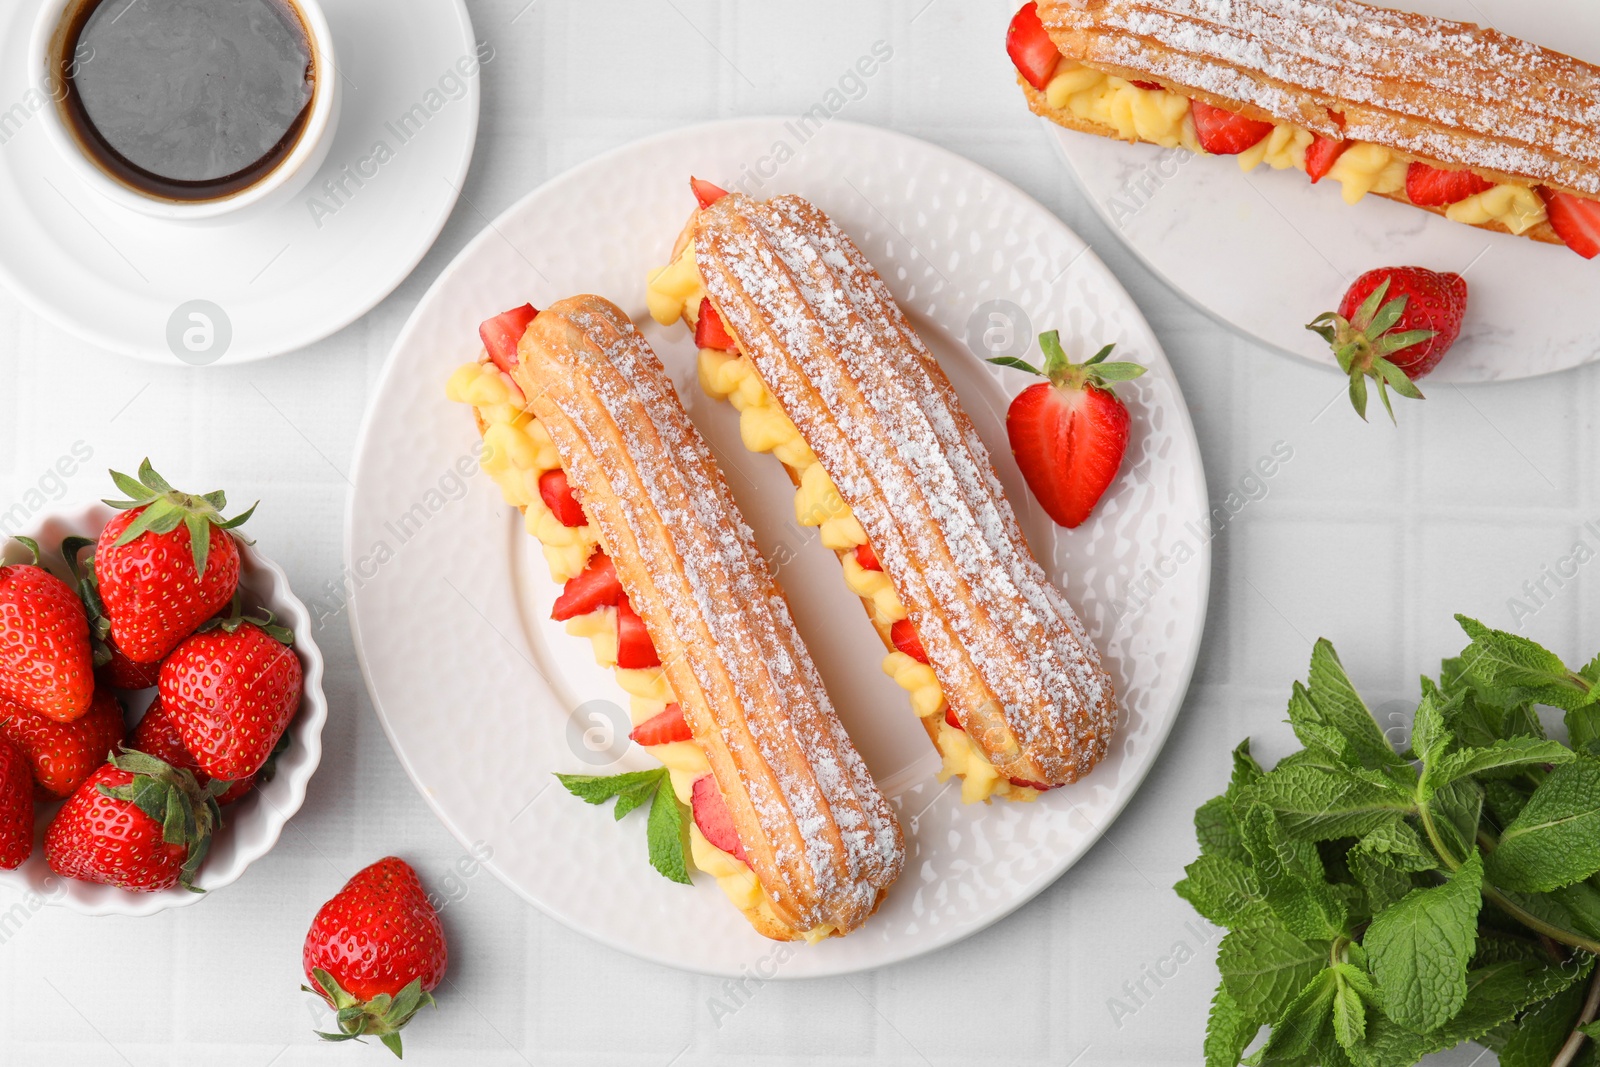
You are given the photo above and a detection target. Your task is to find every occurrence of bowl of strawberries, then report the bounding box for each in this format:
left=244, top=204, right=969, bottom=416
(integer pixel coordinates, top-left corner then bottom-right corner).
left=0, top=461, right=326, bottom=914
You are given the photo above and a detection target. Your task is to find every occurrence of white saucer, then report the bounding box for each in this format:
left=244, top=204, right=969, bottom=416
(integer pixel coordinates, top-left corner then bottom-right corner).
left=0, top=0, right=480, bottom=364
left=346, top=118, right=1211, bottom=977
left=1046, top=0, right=1600, bottom=383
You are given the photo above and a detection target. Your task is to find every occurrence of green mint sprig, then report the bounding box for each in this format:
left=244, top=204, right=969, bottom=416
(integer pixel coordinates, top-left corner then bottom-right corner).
left=1180, top=615, right=1600, bottom=1067
left=555, top=768, right=691, bottom=885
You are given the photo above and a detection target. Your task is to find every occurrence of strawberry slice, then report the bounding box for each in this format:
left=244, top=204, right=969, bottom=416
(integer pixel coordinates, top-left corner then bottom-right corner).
left=1008, top=777, right=1061, bottom=792
left=614, top=598, right=661, bottom=669
left=991, top=331, right=1144, bottom=528
left=550, top=552, right=623, bottom=621
left=1539, top=187, right=1600, bottom=260
left=479, top=304, right=538, bottom=373
left=890, top=619, right=928, bottom=665
left=629, top=703, right=692, bottom=746
left=1006, top=3, right=1060, bottom=91
left=1304, top=136, right=1350, bottom=183
left=1129, top=79, right=1164, bottom=91
left=691, top=774, right=747, bottom=863
left=854, top=544, right=882, bottom=572
left=1405, top=163, right=1495, bottom=207
left=1190, top=100, right=1274, bottom=155
left=694, top=299, right=736, bottom=351
left=944, top=707, right=963, bottom=731
left=538, top=469, right=586, bottom=527
left=690, top=177, right=728, bottom=210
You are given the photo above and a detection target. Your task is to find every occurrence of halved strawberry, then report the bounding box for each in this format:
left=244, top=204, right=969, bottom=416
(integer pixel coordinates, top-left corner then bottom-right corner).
left=854, top=545, right=882, bottom=572
left=890, top=619, right=928, bottom=665
left=1008, top=777, right=1061, bottom=791
left=1007, top=3, right=1060, bottom=91
left=694, top=299, right=736, bottom=351
left=690, top=177, right=728, bottom=210
left=1405, top=163, right=1494, bottom=207
left=550, top=552, right=623, bottom=621
left=944, top=707, right=963, bottom=731
left=1190, top=100, right=1274, bottom=155
left=1129, top=79, right=1163, bottom=91
left=991, top=332, right=1145, bottom=528
left=614, top=599, right=661, bottom=669
left=691, top=774, right=747, bottom=863
left=538, top=470, right=586, bottom=528
left=479, top=304, right=538, bottom=373
left=1305, top=136, right=1350, bottom=183
left=629, top=703, right=692, bottom=746
left=1540, top=187, right=1600, bottom=260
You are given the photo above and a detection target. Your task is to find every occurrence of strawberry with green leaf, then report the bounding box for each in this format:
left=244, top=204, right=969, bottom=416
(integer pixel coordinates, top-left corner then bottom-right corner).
left=0, top=688, right=125, bottom=799
left=44, top=750, right=224, bottom=892
left=95, top=460, right=255, bottom=665
left=988, top=330, right=1146, bottom=529
left=1307, top=266, right=1467, bottom=422
left=302, top=857, right=447, bottom=1059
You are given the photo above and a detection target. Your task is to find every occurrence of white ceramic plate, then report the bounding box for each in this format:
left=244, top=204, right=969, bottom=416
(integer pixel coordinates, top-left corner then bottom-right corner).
left=346, top=118, right=1210, bottom=977
left=0, top=503, right=327, bottom=915
left=1045, top=0, right=1600, bottom=383
left=0, top=0, right=479, bottom=364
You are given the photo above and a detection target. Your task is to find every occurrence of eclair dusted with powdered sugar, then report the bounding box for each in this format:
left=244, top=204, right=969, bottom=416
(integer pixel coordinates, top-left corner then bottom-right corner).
left=648, top=186, right=1119, bottom=805
left=1007, top=0, right=1600, bottom=258
left=447, top=295, right=904, bottom=942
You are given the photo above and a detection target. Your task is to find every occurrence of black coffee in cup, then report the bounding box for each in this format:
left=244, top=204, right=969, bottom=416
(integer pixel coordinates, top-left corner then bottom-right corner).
left=56, top=0, right=315, bottom=202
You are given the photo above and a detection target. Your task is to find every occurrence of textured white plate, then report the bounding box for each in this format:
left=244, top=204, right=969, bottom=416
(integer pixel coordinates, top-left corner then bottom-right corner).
left=0, top=0, right=479, bottom=364
left=1045, top=0, right=1600, bottom=383
left=0, top=502, right=328, bottom=915
left=346, top=118, right=1210, bottom=977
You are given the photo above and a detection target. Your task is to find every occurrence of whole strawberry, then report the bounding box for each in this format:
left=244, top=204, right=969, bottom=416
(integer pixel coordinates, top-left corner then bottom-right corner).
left=159, top=614, right=301, bottom=783
left=44, top=751, right=223, bottom=892
left=303, top=857, right=448, bottom=1058
left=95, top=460, right=256, bottom=665
left=61, top=536, right=164, bottom=691
left=0, top=734, right=33, bottom=869
left=0, top=538, right=94, bottom=722
left=989, top=330, right=1146, bottom=529
left=0, top=689, right=125, bottom=799
left=1307, top=266, right=1467, bottom=421
left=129, top=697, right=255, bottom=805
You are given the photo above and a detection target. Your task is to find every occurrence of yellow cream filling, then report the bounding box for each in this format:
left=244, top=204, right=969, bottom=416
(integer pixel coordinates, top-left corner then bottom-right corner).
left=449, top=358, right=778, bottom=921
left=650, top=264, right=1020, bottom=804
left=1043, top=60, right=1548, bottom=232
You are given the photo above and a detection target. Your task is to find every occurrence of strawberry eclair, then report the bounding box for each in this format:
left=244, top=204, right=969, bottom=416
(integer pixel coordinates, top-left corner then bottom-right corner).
left=1009, top=0, right=1600, bottom=258
left=447, top=295, right=904, bottom=941
left=648, top=186, right=1119, bottom=804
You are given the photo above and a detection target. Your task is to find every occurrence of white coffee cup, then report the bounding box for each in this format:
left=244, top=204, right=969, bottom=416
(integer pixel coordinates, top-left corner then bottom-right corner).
left=29, top=0, right=342, bottom=222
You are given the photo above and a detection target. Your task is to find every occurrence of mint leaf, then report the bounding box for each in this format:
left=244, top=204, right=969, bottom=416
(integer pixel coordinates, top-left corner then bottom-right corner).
left=557, top=768, right=691, bottom=885
left=1249, top=967, right=1336, bottom=1063
left=1488, top=760, right=1600, bottom=892
left=1177, top=855, right=1267, bottom=928
left=1230, top=739, right=1266, bottom=795
left=1197, top=794, right=1251, bottom=863
left=556, top=768, right=669, bottom=805
left=1483, top=778, right=1531, bottom=827
left=1498, top=978, right=1587, bottom=1067
left=1247, top=761, right=1414, bottom=840
left=1217, top=914, right=1327, bottom=1024
left=1568, top=704, right=1600, bottom=756
left=1364, top=851, right=1484, bottom=1032
left=1347, top=821, right=1437, bottom=914
left=1455, top=615, right=1595, bottom=711
left=646, top=775, right=691, bottom=885
left=1289, top=641, right=1406, bottom=770
left=1549, top=880, right=1600, bottom=940
left=1423, top=737, right=1574, bottom=796
left=1427, top=777, right=1484, bottom=863
left=1203, top=984, right=1258, bottom=1067
left=1410, top=679, right=1450, bottom=765
left=1331, top=966, right=1368, bottom=1050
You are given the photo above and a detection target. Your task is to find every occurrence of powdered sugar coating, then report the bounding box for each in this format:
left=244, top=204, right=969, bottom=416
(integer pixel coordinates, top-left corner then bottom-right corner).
left=694, top=195, right=1118, bottom=786
left=517, top=296, right=903, bottom=936
left=1043, top=0, right=1600, bottom=196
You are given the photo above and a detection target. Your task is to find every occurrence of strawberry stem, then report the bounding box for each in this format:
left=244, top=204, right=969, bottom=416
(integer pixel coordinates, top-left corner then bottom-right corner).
left=988, top=330, right=1146, bottom=390
left=102, top=459, right=257, bottom=580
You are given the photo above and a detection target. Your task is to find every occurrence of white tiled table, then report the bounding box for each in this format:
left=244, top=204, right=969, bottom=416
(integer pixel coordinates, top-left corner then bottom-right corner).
left=2, top=1, right=1596, bottom=1064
